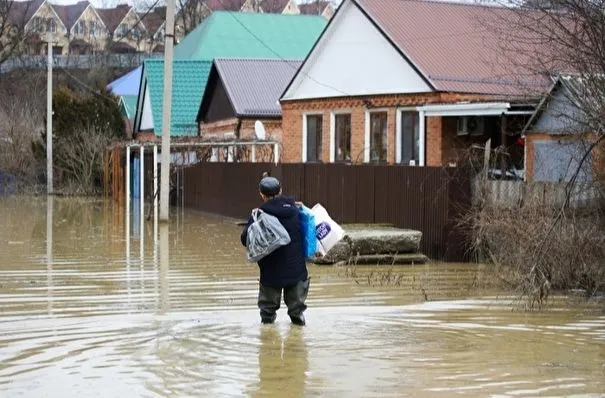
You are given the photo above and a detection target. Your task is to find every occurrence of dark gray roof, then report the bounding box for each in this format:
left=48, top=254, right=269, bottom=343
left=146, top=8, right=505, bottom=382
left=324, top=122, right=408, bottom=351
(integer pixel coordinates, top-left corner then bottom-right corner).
left=214, top=58, right=302, bottom=117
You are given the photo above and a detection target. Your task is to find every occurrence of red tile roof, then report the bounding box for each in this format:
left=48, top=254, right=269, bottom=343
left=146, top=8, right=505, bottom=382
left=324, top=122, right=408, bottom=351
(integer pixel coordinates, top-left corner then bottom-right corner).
left=356, top=0, right=551, bottom=96
left=96, top=4, right=131, bottom=34
left=299, top=1, right=331, bottom=15
left=203, top=0, right=245, bottom=11
left=139, top=7, right=165, bottom=36
left=7, top=0, right=44, bottom=27
left=261, top=0, right=291, bottom=13
left=53, top=1, right=90, bottom=30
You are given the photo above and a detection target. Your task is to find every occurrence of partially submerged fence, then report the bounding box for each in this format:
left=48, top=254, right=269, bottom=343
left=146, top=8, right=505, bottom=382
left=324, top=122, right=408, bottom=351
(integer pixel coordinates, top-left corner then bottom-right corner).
left=182, top=163, right=472, bottom=261
left=473, top=179, right=603, bottom=208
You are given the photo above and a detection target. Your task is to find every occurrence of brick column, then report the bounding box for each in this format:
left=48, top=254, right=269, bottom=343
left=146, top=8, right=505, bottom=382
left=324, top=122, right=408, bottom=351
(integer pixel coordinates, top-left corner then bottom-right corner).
left=426, top=116, right=443, bottom=166
left=281, top=106, right=302, bottom=163
left=387, top=108, right=397, bottom=164
left=351, top=108, right=365, bottom=163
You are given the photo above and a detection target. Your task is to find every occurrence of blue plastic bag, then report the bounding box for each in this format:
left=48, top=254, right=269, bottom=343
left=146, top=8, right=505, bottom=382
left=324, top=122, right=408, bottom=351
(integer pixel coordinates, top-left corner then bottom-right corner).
left=298, top=205, right=317, bottom=259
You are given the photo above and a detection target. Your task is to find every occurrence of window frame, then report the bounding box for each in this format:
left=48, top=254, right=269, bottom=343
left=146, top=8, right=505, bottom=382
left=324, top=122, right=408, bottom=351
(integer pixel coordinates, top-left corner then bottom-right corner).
left=396, top=107, right=425, bottom=166
left=330, top=110, right=353, bottom=163
left=302, top=112, right=324, bottom=163
left=364, top=109, right=389, bottom=163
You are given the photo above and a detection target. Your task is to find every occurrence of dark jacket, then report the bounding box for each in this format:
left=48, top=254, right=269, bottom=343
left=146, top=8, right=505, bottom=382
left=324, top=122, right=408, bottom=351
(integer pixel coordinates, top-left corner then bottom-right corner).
left=240, top=195, right=308, bottom=287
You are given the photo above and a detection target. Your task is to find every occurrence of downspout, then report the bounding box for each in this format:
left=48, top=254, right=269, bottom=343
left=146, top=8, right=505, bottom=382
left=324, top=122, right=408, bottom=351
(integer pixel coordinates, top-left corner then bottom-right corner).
left=234, top=118, right=242, bottom=162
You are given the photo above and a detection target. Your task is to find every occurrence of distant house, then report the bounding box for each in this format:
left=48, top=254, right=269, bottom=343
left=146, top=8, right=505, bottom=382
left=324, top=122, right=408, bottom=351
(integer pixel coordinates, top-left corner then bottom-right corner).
left=197, top=58, right=302, bottom=143
left=523, top=75, right=604, bottom=183
left=298, top=1, right=335, bottom=19
left=97, top=4, right=144, bottom=54
left=54, top=1, right=106, bottom=54
left=280, top=0, right=544, bottom=169
left=175, top=0, right=247, bottom=38
left=107, top=66, right=143, bottom=135
left=133, top=11, right=326, bottom=137
left=138, top=7, right=165, bottom=53
left=6, top=0, right=67, bottom=55
left=260, top=0, right=300, bottom=14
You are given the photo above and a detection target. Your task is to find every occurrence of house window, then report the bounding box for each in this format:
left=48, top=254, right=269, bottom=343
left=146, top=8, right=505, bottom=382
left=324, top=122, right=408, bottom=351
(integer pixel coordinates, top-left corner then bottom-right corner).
left=334, top=113, right=351, bottom=162
left=305, top=114, right=322, bottom=162
left=49, top=19, right=56, bottom=33
left=369, top=112, right=388, bottom=163
left=400, top=111, right=420, bottom=165
left=117, top=24, right=128, bottom=38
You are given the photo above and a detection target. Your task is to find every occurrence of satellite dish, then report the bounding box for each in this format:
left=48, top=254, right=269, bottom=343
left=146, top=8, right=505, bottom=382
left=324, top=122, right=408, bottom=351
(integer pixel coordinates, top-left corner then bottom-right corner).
left=254, top=120, right=266, bottom=140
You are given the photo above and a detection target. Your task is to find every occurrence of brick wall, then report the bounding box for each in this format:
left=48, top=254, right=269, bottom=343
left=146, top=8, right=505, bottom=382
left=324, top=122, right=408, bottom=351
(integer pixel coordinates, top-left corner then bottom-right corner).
left=281, top=92, right=495, bottom=164
left=525, top=132, right=605, bottom=182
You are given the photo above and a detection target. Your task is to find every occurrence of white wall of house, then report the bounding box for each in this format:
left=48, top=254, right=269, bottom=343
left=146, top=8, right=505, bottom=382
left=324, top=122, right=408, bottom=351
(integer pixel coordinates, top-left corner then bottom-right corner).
left=140, top=86, right=154, bottom=131
left=282, top=0, right=432, bottom=100
left=531, top=84, right=584, bottom=134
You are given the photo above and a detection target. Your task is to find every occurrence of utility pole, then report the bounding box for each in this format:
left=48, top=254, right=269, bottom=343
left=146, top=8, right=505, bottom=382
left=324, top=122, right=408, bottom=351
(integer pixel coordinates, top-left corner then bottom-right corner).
left=46, top=41, right=53, bottom=194
left=160, top=0, right=175, bottom=221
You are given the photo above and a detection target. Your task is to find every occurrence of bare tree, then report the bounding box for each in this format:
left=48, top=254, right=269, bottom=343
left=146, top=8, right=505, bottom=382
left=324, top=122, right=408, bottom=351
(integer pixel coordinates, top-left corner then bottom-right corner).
left=0, top=71, right=46, bottom=191
left=176, top=0, right=211, bottom=35
left=0, top=0, right=37, bottom=67
left=462, top=0, right=605, bottom=304
left=53, top=124, right=117, bottom=195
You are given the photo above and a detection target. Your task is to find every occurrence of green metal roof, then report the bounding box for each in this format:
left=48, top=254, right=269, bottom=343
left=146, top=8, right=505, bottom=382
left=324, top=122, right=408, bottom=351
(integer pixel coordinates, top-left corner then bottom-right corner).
left=174, top=11, right=327, bottom=60
left=119, top=95, right=137, bottom=120
left=144, top=59, right=212, bottom=136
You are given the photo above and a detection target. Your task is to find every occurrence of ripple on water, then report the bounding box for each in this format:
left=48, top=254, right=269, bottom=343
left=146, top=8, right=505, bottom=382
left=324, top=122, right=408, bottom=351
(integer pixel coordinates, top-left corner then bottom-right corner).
left=0, top=197, right=604, bottom=397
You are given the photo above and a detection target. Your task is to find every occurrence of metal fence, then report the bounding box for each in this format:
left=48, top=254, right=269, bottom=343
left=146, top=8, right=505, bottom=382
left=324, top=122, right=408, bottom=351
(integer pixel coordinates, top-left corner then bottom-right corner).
left=0, top=53, right=161, bottom=74
left=472, top=179, right=604, bottom=209
left=182, top=163, right=472, bottom=261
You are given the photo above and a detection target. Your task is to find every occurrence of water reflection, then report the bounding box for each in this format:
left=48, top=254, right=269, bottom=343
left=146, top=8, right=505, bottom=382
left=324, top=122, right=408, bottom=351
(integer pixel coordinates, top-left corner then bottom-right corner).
left=159, top=223, right=170, bottom=314
left=253, top=326, right=308, bottom=398
left=0, top=196, right=603, bottom=397
left=46, top=195, right=53, bottom=316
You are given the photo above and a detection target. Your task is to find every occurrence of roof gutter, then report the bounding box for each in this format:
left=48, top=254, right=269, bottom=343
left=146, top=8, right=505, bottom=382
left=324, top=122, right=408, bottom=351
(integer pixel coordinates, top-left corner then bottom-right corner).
left=419, top=102, right=511, bottom=117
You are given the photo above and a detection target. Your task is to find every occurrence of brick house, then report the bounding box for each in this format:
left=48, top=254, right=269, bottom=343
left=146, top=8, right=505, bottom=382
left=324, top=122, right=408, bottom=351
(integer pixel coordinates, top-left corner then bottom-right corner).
left=197, top=58, right=302, bottom=142
left=97, top=4, right=145, bottom=54
left=55, top=1, right=106, bottom=54
left=279, top=0, right=547, bottom=171
left=133, top=12, right=326, bottom=137
left=5, top=0, right=69, bottom=55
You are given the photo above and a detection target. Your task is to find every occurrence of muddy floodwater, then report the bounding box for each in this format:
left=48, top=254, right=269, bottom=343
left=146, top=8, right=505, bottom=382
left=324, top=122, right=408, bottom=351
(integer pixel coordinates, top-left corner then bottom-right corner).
left=0, top=196, right=603, bottom=397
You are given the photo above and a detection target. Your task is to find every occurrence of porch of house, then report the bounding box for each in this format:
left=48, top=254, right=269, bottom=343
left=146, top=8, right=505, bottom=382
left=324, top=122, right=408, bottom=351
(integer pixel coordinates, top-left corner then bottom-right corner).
left=287, top=100, right=533, bottom=176
left=425, top=103, right=533, bottom=180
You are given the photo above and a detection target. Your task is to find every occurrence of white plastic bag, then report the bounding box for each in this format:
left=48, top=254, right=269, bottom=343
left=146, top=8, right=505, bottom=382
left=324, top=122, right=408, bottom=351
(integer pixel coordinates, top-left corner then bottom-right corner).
left=246, top=209, right=291, bottom=262
left=311, top=204, right=345, bottom=255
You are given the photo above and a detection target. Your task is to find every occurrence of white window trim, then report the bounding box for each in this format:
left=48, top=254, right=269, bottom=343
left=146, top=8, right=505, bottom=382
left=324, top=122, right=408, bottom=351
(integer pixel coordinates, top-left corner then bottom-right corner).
left=364, top=108, right=388, bottom=163
left=396, top=107, right=425, bottom=166
left=301, top=112, right=323, bottom=162
left=330, top=110, right=352, bottom=163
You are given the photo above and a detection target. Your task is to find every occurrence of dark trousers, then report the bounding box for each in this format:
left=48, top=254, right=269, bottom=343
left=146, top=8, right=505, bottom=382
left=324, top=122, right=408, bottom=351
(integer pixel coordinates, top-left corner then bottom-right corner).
left=258, top=279, right=310, bottom=324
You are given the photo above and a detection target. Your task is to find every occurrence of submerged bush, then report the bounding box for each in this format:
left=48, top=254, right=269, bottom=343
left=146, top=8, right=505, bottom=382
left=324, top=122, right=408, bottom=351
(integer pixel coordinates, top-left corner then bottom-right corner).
left=464, top=195, right=605, bottom=307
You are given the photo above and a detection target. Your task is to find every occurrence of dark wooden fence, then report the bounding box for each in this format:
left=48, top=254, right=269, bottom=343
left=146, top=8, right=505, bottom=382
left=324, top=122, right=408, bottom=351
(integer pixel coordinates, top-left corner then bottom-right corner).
left=182, top=163, right=472, bottom=261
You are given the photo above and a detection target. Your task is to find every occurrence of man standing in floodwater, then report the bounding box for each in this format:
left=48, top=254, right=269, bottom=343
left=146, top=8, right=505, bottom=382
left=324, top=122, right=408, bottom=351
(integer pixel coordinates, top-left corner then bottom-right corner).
left=240, top=175, right=310, bottom=326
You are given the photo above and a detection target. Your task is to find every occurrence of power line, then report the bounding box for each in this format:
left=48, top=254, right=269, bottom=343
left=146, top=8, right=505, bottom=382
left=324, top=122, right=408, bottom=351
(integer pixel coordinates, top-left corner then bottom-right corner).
left=212, top=0, right=353, bottom=97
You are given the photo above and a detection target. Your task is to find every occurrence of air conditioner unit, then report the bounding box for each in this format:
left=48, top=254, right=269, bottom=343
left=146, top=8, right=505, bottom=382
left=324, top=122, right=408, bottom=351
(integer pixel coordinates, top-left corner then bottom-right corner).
left=457, top=116, right=485, bottom=136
